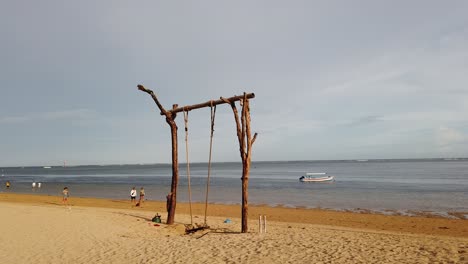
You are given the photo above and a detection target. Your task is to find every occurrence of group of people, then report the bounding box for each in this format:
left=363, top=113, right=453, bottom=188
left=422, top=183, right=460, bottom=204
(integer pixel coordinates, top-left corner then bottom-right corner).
left=3, top=182, right=145, bottom=208
left=32, top=182, right=42, bottom=190
left=130, top=187, right=145, bottom=207
left=61, top=186, right=145, bottom=207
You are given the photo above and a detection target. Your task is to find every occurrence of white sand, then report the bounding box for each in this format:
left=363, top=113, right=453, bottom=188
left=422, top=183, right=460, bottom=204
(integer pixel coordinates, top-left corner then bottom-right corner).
left=0, top=202, right=466, bottom=263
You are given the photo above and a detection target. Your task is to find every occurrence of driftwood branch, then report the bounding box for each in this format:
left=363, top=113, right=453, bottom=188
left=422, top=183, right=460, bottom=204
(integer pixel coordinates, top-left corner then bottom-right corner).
left=168, top=93, right=255, bottom=115
left=223, top=94, right=257, bottom=233
left=137, top=85, right=170, bottom=117
left=244, top=95, right=252, bottom=160
left=138, top=84, right=179, bottom=225
left=241, top=95, right=246, bottom=158
left=251, top=133, right=258, bottom=145
left=222, top=97, right=245, bottom=161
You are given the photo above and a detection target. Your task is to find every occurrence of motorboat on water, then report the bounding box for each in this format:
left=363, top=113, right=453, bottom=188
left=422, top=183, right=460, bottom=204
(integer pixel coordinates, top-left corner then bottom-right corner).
left=299, top=172, right=335, bottom=182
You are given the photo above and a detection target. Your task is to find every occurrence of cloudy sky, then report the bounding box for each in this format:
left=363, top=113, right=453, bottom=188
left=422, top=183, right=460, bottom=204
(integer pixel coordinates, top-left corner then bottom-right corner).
left=1, top=1, right=467, bottom=166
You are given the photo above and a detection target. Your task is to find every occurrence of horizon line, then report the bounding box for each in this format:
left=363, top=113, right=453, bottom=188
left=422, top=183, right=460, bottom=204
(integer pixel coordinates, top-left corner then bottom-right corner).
left=1, top=157, right=467, bottom=169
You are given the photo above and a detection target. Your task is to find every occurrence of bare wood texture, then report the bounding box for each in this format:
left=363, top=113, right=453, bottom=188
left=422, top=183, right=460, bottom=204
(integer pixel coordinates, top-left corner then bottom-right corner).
left=222, top=98, right=244, bottom=160
left=167, top=121, right=178, bottom=225
left=168, top=93, right=255, bottom=115
left=137, top=85, right=169, bottom=117
left=223, top=93, right=257, bottom=233
left=137, top=84, right=178, bottom=225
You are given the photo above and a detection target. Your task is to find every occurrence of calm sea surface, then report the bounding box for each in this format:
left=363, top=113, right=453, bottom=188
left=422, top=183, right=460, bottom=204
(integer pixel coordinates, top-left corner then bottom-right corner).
left=1, top=159, right=467, bottom=218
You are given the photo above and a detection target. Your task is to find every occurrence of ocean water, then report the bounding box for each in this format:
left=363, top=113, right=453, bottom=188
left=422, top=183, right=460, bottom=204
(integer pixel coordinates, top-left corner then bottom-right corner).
left=1, top=159, right=467, bottom=218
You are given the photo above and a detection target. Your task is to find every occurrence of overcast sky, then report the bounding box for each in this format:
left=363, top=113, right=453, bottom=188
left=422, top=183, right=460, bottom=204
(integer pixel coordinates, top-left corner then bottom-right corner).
left=1, top=1, right=467, bottom=166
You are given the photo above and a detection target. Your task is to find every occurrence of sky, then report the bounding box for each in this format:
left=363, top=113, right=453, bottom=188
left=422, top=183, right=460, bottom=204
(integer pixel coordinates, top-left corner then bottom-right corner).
left=1, top=1, right=468, bottom=166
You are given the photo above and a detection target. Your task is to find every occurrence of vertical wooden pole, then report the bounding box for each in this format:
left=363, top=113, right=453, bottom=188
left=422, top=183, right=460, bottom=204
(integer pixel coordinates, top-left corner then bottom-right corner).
left=223, top=94, right=257, bottom=233
left=259, top=215, right=262, bottom=233
left=137, top=85, right=181, bottom=225
left=241, top=158, right=250, bottom=232
left=241, top=95, right=251, bottom=233
left=166, top=121, right=178, bottom=224
left=166, top=104, right=179, bottom=225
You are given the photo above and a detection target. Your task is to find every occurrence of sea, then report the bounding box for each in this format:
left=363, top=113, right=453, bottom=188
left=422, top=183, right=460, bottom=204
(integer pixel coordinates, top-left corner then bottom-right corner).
left=1, top=159, right=467, bottom=219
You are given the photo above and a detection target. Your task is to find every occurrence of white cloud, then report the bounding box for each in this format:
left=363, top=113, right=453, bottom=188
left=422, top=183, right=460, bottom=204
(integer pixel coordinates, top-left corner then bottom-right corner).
left=0, top=116, right=29, bottom=124
left=435, top=126, right=466, bottom=147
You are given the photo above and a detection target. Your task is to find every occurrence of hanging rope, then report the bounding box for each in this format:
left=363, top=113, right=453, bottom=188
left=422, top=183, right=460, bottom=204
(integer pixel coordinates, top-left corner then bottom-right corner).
left=183, top=109, right=193, bottom=225
left=204, top=101, right=216, bottom=225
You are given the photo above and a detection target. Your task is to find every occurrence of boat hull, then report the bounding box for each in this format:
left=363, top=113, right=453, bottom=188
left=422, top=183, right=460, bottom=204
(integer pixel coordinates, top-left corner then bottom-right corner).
left=299, top=176, right=334, bottom=182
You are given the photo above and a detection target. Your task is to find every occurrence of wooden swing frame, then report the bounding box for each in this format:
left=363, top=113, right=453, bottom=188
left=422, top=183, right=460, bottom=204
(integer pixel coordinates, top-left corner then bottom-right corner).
left=137, top=85, right=257, bottom=233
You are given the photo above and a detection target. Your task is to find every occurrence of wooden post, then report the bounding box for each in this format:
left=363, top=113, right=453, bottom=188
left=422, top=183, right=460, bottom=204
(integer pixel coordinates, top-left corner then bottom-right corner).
left=222, top=93, right=257, bottom=233
left=138, top=85, right=256, bottom=231
left=166, top=104, right=179, bottom=225
left=137, top=85, right=179, bottom=225
left=259, top=215, right=262, bottom=233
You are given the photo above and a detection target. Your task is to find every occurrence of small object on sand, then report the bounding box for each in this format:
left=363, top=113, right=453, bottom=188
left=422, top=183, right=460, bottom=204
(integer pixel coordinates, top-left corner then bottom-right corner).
left=154, top=224, right=160, bottom=227
left=223, top=218, right=231, bottom=223
left=152, top=213, right=162, bottom=223
left=259, top=215, right=267, bottom=233
left=185, top=223, right=209, bottom=234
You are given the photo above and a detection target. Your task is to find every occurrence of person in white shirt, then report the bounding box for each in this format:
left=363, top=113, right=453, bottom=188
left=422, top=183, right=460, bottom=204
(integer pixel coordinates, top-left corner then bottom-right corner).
left=130, top=187, right=137, bottom=204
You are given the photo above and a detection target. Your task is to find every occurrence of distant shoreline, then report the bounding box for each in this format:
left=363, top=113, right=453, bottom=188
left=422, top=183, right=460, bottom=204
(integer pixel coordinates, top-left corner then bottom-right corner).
left=2, top=157, right=468, bottom=168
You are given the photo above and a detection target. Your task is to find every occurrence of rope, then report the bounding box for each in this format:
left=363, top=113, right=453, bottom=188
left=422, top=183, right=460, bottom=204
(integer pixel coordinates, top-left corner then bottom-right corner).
left=183, top=109, right=193, bottom=225
left=204, top=101, right=216, bottom=225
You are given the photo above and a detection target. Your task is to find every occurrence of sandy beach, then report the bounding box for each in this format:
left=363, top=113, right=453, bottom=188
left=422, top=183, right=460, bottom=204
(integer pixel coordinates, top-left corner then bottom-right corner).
left=0, top=193, right=466, bottom=263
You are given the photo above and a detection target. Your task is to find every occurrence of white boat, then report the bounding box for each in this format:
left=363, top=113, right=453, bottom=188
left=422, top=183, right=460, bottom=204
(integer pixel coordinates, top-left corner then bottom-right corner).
left=299, top=172, right=335, bottom=182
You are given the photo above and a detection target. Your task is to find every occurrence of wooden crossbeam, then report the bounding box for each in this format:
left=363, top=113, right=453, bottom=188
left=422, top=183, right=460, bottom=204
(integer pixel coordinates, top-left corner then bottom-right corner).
left=167, top=93, right=255, bottom=115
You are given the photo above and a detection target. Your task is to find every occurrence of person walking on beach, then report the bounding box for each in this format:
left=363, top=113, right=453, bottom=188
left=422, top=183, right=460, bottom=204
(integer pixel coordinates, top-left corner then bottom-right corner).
left=136, top=187, right=145, bottom=207
left=5, top=181, right=10, bottom=189
left=62, top=187, right=69, bottom=205
left=130, top=187, right=137, bottom=204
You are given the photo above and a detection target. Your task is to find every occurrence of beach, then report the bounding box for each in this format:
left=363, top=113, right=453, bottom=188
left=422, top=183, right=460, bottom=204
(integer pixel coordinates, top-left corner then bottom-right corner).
left=0, top=193, right=466, bottom=263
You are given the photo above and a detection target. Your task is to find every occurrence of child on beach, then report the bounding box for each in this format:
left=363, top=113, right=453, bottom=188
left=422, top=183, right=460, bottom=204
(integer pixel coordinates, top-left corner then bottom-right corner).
left=62, top=187, right=69, bottom=205
left=136, top=187, right=145, bottom=207
left=130, top=187, right=137, bottom=204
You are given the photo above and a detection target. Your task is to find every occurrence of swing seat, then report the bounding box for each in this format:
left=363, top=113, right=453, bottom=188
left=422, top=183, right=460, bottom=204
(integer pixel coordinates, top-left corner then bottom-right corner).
left=185, top=223, right=210, bottom=234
